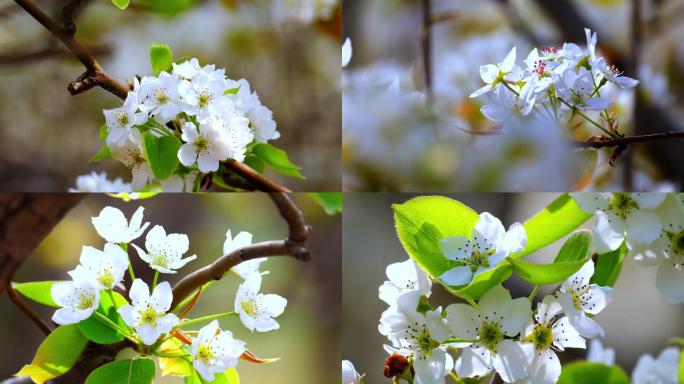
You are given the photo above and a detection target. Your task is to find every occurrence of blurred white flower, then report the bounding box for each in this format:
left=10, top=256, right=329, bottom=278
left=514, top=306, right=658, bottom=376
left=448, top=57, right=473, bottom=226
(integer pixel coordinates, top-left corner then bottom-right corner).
left=587, top=339, right=615, bottom=365
left=342, top=38, right=352, bottom=68
left=632, top=347, right=680, bottom=384
left=69, top=172, right=131, bottom=193
left=342, top=360, right=363, bottom=384
left=223, top=230, right=267, bottom=279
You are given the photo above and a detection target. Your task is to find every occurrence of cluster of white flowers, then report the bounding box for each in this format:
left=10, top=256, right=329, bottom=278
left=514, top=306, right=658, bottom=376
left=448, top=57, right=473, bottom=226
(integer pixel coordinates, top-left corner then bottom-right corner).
left=471, top=28, right=638, bottom=129
left=572, top=193, right=684, bottom=304
left=102, top=58, right=279, bottom=190
left=587, top=339, right=681, bottom=384
left=377, top=256, right=613, bottom=384
left=50, top=206, right=287, bottom=382
left=68, top=171, right=132, bottom=193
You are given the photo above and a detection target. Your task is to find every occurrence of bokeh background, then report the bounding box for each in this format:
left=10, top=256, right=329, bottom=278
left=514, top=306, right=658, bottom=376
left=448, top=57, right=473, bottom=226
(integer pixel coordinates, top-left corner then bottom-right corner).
left=343, top=0, right=684, bottom=191
left=0, top=193, right=341, bottom=383
left=0, top=0, right=341, bottom=191
left=343, top=193, right=684, bottom=383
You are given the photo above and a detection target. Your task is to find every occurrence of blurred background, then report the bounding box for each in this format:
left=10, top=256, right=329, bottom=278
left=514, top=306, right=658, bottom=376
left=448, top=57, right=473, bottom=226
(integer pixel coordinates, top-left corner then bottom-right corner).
left=343, top=193, right=684, bottom=382
left=342, top=0, right=684, bottom=191
left=0, top=0, right=341, bottom=191
left=0, top=193, right=341, bottom=383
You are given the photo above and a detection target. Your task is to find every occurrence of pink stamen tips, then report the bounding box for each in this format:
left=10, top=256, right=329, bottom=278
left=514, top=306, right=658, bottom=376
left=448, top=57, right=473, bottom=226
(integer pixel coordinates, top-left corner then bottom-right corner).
left=607, top=64, right=623, bottom=77
left=541, top=46, right=559, bottom=56
left=533, top=60, right=546, bottom=76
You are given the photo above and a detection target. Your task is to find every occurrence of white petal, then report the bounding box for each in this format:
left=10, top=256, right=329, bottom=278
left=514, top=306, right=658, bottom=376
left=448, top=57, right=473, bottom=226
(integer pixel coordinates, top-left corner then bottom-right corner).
left=613, top=76, right=639, bottom=88
left=50, top=281, right=74, bottom=306
left=137, top=323, right=162, bottom=345
left=440, top=266, right=473, bottom=287
left=593, top=214, right=625, bottom=253
left=131, top=243, right=151, bottom=263
left=414, top=348, right=447, bottom=384
left=118, top=305, right=137, bottom=327
left=481, top=103, right=509, bottom=122
left=526, top=350, right=561, bottom=384
left=552, top=316, right=585, bottom=350
left=261, top=294, right=287, bottom=316
left=445, top=303, right=479, bottom=339
left=491, top=340, right=530, bottom=382
left=480, top=64, right=499, bottom=84
left=571, top=193, right=610, bottom=214
left=151, top=281, right=173, bottom=312
left=562, top=261, right=594, bottom=292
left=469, top=84, right=492, bottom=98
left=500, top=222, right=526, bottom=254
left=157, top=313, right=180, bottom=333
left=91, top=206, right=127, bottom=243
left=197, top=152, right=220, bottom=173
left=129, top=278, right=150, bottom=305
left=536, top=295, right=563, bottom=325
left=426, top=308, right=451, bottom=343
left=178, top=143, right=197, bottom=166
left=473, top=212, right=506, bottom=252
left=52, top=307, right=86, bottom=325
left=439, top=237, right=471, bottom=261
left=501, top=297, right=531, bottom=337
left=625, top=210, right=662, bottom=246
left=342, top=38, right=352, bottom=67
left=500, top=47, right=517, bottom=73
left=457, top=346, right=492, bottom=378
left=656, top=262, right=684, bottom=304
left=582, top=285, right=612, bottom=315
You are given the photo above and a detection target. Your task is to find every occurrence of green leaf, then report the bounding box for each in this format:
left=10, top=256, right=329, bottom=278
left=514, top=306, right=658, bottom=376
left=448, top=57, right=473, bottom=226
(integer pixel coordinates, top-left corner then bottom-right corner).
left=251, top=143, right=304, bottom=179
left=309, top=192, right=342, bottom=215
left=591, top=241, right=628, bottom=287
left=185, top=368, right=239, bottom=384
left=554, top=230, right=593, bottom=263
left=90, top=145, right=111, bottom=162
left=224, top=87, right=240, bottom=95
left=679, top=350, right=684, bottom=384
left=111, top=0, right=130, bottom=10
left=514, top=194, right=593, bottom=259
left=77, top=291, right=128, bottom=344
left=507, top=257, right=588, bottom=286
left=136, top=0, right=198, bottom=17
left=142, top=133, right=181, bottom=181
left=16, top=325, right=88, bottom=384
left=244, top=154, right=265, bottom=174
left=392, top=196, right=479, bottom=279
left=150, top=43, right=173, bottom=75
left=99, top=124, right=109, bottom=140
left=85, top=358, right=156, bottom=384
left=13, top=281, right=62, bottom=307
left=558, top=362, right=630, bottom=384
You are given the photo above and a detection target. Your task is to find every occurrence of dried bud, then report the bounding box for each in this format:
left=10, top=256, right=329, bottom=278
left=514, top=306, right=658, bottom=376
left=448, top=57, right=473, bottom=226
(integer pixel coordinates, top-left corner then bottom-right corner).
left=383, top=353, right=409, bottom=378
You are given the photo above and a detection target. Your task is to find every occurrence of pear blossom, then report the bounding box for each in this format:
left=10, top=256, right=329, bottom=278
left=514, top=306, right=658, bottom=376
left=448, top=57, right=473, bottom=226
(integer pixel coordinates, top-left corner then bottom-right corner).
left=584, top=28, right=639, bottom=89
left=51, top=276, right=100, bottom=325
left=342, top=360, right=363, bottom=384
left=229, top=80, right=280, bottom=143
left=223, top=230, right=267, bottom=279
left=178, top=122, right=232, bottom=173
left=518, top=296, right=585, bottom=384
left=633, top=195, right=684, bottom=303
left=470, top=47, right=521, bottom=98
left=91, top=206, right=149, bottom=244
left=207, top=108, right=253, bottom=162
left=159, top=171, right=198, bottom=192
left=70, top=243, right=129, bottom=290
left=118, top=279, right=179, bottom=345
left=632, top=347, right=680, bottom=384
left=556, top=261, right=612, bottom=338
left=572, top=193, right=666, bottom=252
left=439, top=212, right=526, bottom=286
left=69, top=172, right=131, bottom=193
left=446, top=285, right=533, bottom=383
left=378, top=258, right=431, bottom=306
left=556, top=68, right=612, bottom=111
left=379, top=290, right=453, bottom=384
left=191, top=320, right=246, bottom=381
left=110, top=135, right=155, bottom=190
left=132, top=225, right=196, bottom=273
left=103, top=91, right=147, bottom=145
left=178, top=70, right=227, bottom=119
left=137, top=72, right=182, bottom=122
left=172, top=58, right=202, bottom=80
left=480, top=81, right=536, bottom=123
left=235, top=274, right=287, bottom=332
left=587, top=339, right=615, bottom=365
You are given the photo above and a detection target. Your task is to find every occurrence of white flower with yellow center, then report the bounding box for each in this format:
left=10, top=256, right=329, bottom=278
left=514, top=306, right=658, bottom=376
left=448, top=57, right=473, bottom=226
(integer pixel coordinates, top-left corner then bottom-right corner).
left=178, top=70, right=227, bottom=119
left=223, top=229, right=267, bottom=279
left=103, top=91, right=147, bottom=145
left=138, top=72, right=181, bottom=122
left=556, top=261, right=612, bottom=338
left=234, top=274, right=287, bottom=332
left=178, top=121, right=232, bottom=173
left=378, top=259, right=431, bottom=306
left=110, top=135, right=155, bottom=190
left=132, top=225, right=196, bottom=274
left=118, top=279, right=178, bottom=345
left=51, top=276, right=100, bottom=325
left=70, top=243, right=129, bottom=290
left=91, top=205, right=149, bottom=244
left=519, top=296, right=585, bottom=384
left=191, top=319, right=246, bottom=381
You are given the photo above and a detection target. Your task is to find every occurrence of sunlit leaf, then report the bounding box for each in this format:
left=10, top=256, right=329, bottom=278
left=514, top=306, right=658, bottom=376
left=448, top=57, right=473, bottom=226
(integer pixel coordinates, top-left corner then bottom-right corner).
left=16, top=325, right=88, bottom=384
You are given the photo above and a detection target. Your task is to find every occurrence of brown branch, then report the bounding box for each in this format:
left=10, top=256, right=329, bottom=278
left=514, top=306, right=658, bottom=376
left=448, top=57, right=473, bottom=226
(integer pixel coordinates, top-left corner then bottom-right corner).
left=6, top=279, right=52, bottom=335
left=224, top=160, right=292, bottom=193
left=0, top=43, right=111, bottom=66
left=171, top=193, right=310, bottom=310
left=572, top=131, right=684, bottom=148
left=13, top=0, right=129, bottom=99
left=420, top=0, right=432, bottom=100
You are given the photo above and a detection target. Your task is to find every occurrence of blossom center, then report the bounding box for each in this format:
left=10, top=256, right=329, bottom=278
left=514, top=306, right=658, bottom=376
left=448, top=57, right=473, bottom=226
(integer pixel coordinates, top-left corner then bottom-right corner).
left=98, top=267, right=114, bottom=289
left=115, top=111, right=130, bottom=127
left=155, top=90, right=170, bottom=105
left=478, top=321, right=504, bottom=352
left=197, top=343, right=216, bottom=364
left=197, top=89, right=213, bottom=108
left=241, top=298, right=259, bottom=317
left=194, top=135, right=210, bottom=152
left=608, top=193, right=638, bottom=219
left=77, top=292, right=96, bottom=310
left=140, top=306, right=159, bottom=326
left=527, top=323, right=553, bottom=351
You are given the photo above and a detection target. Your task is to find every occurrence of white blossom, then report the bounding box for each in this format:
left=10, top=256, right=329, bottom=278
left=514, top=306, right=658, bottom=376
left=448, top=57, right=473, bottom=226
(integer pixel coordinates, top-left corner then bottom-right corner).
left=138, top=72, right=182, bottom=123
left=632, top=347, right=680, bottom=384
left=191, top=320, right=246, bottom=381
left=70, top=243, right=129, bottom=290
left=118, top=279, right=179, bottom=345
left=223, top=230, right=266, bottom=279
left=178, top=121, right=232, bottom=173
left=91, top=206, right=149, bottom=244
left=235, top=274, right=287, bottom=332
left=51, top=276, right=100, bottom=325
left=110, top=135, right=155, bottom=190
left=378, top=259, right=431, bottom=306
left=132, top=225, right=196, bottom=273
left=69, top=172, right=131, bottom=193
left=103, top=91, right=147, bottom=145
left=342, top=360, right=363, bottom=384
left=587, top=339, right=615, bottom=365
left=470, top=47, right=521, bottom=98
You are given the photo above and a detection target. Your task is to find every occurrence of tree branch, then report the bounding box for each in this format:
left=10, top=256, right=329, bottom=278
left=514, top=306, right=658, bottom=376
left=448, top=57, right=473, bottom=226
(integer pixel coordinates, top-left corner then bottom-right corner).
left=420, top=0, right=432, bottom=100
left=6, top=280, right=52, bottom=335
left=571, top=131, right=684, bottom=149
left=13, top=0, right=129, bottom=99
left=0, top=43, right=110, bottom=66
left=171, top=193, right=310, bottom=310
left=224, top=160, right=292, bottom=193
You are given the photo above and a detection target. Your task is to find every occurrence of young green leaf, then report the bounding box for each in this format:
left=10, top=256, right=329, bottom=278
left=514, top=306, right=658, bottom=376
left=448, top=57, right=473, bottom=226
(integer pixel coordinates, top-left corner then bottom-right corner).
left=85, top=358, right=156, bottom=384
left=557, top=362, right=630, bottom=384
left=142, top=133, right=182, bottom=181
left=554, top=230, right=593, bottom=263
left=111, top=0, right=130, bottom=10
left=507, top=257, right=588, bottom=286
left=591, top=241, right=628, bottom=287
left=392, top=196, right=479, bottom=278
left=13, top=281, right=63, bottom=307
left=77, top=291, right=129, bottom=344
left=309, top=192, right=342, bottom=215
left=679, top=350, right=684, bottom=384
left=99, top=124, right=109, bottom=140
left=150, top=43, right=173, bottom=75
left=244, top=154, right=265, bottom=174
left=89, top=145, right=112, bottom=162
left=251, top=143, right=304, bottom=179
left=513, top=194, right=592, bottom=259
left=16, top=325, right=88, bottom=384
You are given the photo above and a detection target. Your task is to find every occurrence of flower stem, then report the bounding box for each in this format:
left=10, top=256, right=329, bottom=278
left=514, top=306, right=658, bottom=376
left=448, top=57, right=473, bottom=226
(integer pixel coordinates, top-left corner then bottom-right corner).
left=557, top=98, right=616, bottom=137
left=152, top=270, right=159, bottom=290
left=92, top=311, right=137, bottom=344
left=442, top=337, right=478, bottom=344
left=176, top=311, right=238, bottom=329
left=502, top=81, right=520, bottom=97
left=120, top=242, right=136, bottom=281
left=529, top=286, right=540, bottom=302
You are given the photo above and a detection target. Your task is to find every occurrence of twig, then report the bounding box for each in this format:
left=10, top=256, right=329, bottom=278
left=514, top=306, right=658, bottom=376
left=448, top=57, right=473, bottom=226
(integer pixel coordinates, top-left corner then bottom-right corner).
left=6, top=280, right=52, bottom=335
left=224, top=160, right=292, bottom=192
left=420, top=0, right=432, bottom=100
left=13, top=0, right=129, bottom=99
left=170, top=193, right=310, bottom=310
left=0, top=43, right=110, bottom=66
left=623, top=0, right=643, bottom=189
left=61, top=0, right=91, bottom=35
left=572, top=131, right=684, bottom=148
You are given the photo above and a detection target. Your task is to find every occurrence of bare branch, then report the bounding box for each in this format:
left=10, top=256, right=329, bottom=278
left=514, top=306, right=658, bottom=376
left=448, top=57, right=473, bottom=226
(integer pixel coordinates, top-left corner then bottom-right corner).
left=571, top=131, right=684, bottom=149
left=7, top=280, right=52, bottom=335
left=224, top=160, right=292, bottom=193
left=0, top=43, right=110, bottom=66
left=171, top=193, right=310, bottom=310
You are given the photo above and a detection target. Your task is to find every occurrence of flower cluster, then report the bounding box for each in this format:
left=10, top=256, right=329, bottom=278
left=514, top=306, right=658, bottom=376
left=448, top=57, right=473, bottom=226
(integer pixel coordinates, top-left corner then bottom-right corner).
left=572, top=193, right=684, bottom=303
left=378, top=255, right=613, bottom=384
left=101, top=57, right=279, bottom=191
left=587, top=339, right=681, bottom=383
left=470, top=28, right=638, bottom=132
left=49, top=205, right=287, bottom=382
